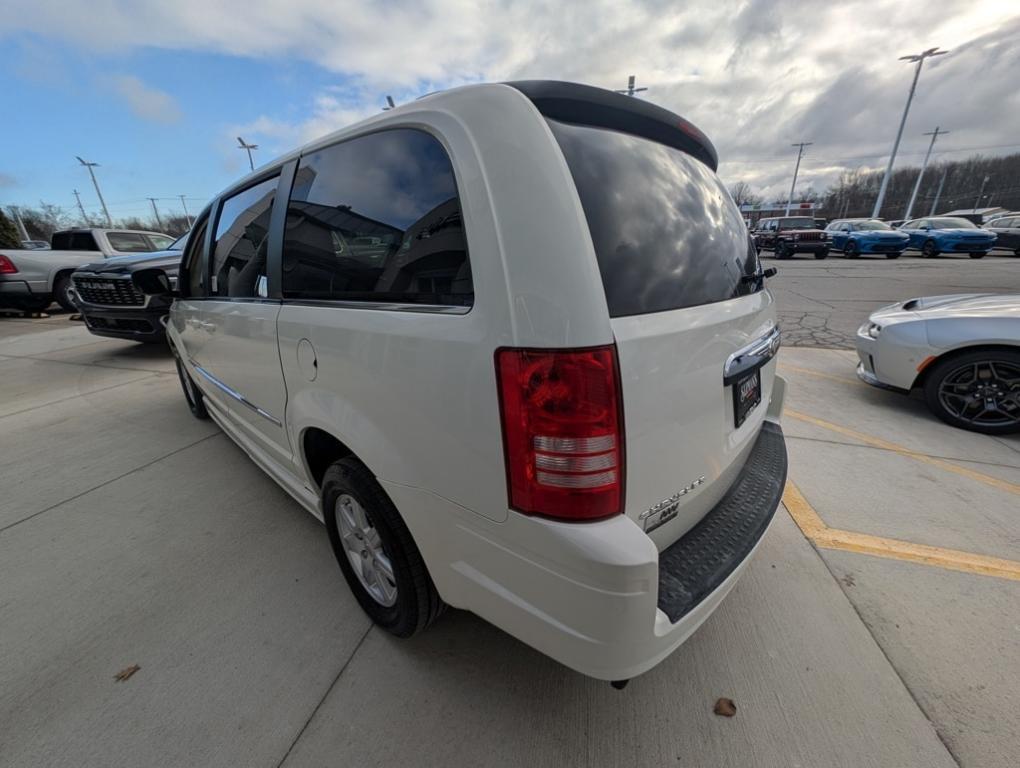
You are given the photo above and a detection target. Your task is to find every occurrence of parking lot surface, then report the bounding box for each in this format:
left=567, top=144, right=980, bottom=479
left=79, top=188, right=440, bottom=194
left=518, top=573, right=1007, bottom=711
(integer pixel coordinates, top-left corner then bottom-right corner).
left=2, top=262, right=1018, bottom=766
left=770, top=253, right=1019, bottom=348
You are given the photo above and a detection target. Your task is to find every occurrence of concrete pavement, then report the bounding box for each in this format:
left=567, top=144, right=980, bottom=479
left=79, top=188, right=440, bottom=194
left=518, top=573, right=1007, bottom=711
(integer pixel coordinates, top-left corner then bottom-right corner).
left=2, top=322, right=1015, bottom=767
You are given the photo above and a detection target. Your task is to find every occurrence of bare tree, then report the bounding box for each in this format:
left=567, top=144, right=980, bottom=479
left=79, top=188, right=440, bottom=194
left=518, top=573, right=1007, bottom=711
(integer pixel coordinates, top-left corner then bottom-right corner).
left=728, top=181, right=762, bottom=208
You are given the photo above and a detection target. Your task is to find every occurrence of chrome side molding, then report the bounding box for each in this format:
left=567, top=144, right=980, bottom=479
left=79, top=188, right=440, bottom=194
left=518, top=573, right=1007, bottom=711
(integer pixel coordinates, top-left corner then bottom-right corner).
left=192, top=364, right=283, bottom=427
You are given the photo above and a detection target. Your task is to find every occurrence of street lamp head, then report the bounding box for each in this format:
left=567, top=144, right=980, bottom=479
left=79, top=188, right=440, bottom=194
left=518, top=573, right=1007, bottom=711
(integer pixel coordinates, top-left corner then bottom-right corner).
left=76, top=156, right=98, bottom=167
left=899, top=47, right=948, bottom=63
left=236, top=136, right=258, bottom=150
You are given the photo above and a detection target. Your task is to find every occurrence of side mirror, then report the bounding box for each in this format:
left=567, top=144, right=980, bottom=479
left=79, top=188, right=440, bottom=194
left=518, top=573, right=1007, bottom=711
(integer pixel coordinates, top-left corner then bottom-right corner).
left=762, top=267, right=778, bottom=279
left=132, top=267, right=175, bottom=296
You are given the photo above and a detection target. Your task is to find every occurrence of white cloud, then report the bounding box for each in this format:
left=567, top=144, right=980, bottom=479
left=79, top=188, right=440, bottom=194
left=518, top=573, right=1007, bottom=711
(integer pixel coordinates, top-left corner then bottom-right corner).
left=4, top=0, right=1019, bottom=196
left=110, top=74, right=182, bottom=123
left=0, top=172, right=17, bottom=188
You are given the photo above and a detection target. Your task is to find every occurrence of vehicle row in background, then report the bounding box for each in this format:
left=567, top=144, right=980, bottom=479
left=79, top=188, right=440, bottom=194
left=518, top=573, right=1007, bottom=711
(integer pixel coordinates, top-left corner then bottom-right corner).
left=0, top=227, right=175, bottom=311
left=751, top=214, right=1016, bottom=260
left=71, top=235, right=185, bottom=343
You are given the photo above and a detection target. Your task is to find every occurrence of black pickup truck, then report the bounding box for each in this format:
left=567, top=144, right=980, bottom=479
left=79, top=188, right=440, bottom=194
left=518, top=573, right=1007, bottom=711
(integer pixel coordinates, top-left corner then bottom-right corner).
left=71, top=235, right=184, bottom=343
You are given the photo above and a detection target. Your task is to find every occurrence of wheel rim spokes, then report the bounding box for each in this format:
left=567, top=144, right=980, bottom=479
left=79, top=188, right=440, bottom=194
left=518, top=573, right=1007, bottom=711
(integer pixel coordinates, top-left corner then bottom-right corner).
left=335, top=493, right=398, bottom=606
left=938, top=360, right=1020, bottom=426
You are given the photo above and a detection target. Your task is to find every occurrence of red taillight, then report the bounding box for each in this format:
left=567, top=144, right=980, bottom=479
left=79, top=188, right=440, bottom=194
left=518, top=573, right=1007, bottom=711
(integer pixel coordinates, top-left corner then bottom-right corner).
left=495, top=345, right=624, bottom=521
left=0, top=255, right=17, bottom=274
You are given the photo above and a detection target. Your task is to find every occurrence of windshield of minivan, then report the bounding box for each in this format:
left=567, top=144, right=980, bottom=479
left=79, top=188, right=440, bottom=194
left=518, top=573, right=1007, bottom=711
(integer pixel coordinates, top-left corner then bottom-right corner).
left=930, top=217, right=977, bottom=229
left=778, top=217, right=816, bottom=230
left=548, top=120, right=760, bottom=317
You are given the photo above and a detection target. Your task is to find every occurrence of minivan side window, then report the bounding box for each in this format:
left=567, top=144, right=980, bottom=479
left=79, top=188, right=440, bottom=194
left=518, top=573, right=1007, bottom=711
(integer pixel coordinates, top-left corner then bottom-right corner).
left=182, top=215, right=210, bottom=298
left=211, top=176, right=278, bottom=298
left=281, top=128, right=472, bottom=307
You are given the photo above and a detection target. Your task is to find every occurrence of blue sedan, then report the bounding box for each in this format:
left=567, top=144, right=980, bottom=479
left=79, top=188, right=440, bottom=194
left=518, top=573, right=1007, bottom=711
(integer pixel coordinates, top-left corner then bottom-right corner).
left=898, top=216, right=997, bottom=259
left=826, top=219, right=910, bottom=259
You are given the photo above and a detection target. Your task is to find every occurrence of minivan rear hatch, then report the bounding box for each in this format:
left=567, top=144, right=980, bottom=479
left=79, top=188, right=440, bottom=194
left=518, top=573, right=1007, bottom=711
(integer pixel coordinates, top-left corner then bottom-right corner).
left=546, top=115, right=778, bottom=550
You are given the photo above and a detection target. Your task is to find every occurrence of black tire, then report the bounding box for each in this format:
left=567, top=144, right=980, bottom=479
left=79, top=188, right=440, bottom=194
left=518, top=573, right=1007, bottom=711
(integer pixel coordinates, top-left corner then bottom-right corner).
left=923, top=349, right=1020, bottom=435
left=323, top=457, right=443, bottom=637
left=921, top=239, right=939, bottom=258
left=53, top=273, right=77, bottom=312
left=814, top=249, right=829, bottom=260
left=775, top=242, right=790, bottom=260
left=173, top=353, right=210, bottom=419
left=886, top=252, right=902, bottom=260
left=844, top=240, right=859, bottom=259
left=1013, top=248, right=1020, bottom=258
left=969, top=252, right=987, bottom=259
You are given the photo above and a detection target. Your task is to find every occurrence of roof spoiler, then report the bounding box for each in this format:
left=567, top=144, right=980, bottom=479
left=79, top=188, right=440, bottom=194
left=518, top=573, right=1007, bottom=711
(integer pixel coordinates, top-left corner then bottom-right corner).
left=506, top=80, right=718, bottom=171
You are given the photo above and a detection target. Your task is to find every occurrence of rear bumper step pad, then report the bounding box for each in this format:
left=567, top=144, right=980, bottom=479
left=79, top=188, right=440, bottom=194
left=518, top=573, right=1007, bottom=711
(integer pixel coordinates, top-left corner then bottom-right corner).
left=657, top=421, right=788, bottom=623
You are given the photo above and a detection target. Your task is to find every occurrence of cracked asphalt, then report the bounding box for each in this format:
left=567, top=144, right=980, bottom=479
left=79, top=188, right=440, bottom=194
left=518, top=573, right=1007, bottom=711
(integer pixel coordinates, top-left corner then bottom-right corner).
left=767, top=251, right=1020, bottom=348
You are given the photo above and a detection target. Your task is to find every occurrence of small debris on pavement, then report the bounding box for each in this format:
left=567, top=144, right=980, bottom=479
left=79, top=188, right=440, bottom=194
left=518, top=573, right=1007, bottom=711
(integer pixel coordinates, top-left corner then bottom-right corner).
left=114, top=664, right=141, bottom=682
left=713, top=697, right=736, bottom=717
left=841, top=573, right=856, bottom=587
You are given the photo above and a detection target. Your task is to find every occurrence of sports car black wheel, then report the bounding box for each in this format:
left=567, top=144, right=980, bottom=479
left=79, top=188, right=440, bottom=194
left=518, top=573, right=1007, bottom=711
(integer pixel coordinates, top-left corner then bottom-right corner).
left=969, top=252, right=987, bottom=259
left=843, top=240, right=859, bottom=259
left=921, top=239, right=940, bottom=258
left=923, top=350, right=1020, bottom=435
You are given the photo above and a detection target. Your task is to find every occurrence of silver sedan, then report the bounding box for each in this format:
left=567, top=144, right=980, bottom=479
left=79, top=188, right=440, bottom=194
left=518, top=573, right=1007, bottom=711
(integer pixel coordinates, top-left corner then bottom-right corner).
left=855, top=294, right=1020, bottom=434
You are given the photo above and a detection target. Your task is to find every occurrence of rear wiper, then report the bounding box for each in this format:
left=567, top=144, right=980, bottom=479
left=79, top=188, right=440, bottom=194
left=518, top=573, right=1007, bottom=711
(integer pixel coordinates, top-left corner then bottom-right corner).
left=741, top=267, right=777, bottom=284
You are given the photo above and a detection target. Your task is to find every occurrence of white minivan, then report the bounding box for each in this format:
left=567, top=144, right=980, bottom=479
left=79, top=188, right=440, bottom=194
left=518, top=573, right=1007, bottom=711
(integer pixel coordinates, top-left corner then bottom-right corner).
left=135, top=81, right=787, bottom=685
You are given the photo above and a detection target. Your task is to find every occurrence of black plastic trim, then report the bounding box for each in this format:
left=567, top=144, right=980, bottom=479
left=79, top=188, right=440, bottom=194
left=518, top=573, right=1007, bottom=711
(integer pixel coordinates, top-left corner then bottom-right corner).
left=656, top=421, right=787, bottom=623
left=507, top=80, right=718, bottom=171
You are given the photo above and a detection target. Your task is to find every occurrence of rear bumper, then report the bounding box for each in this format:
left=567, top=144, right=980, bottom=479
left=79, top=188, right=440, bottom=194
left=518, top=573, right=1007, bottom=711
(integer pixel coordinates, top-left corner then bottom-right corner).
left=79, top=304, right=168, bottom=342
left=0, top=279, right=49, bottom=303
left=386, top=390, right=788, bottom=681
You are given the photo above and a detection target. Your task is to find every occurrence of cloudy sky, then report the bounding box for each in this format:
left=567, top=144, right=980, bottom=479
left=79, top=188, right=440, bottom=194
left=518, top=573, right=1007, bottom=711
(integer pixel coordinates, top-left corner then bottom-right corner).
left=1, top=0, right=1018, bottom=223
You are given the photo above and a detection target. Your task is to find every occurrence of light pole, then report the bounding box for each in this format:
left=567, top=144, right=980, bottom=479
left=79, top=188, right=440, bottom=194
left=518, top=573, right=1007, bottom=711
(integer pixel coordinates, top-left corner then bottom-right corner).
left=237, top=136, right=258, bottom=172
left=974, top=175, right=989, bottom=210
left=382, top=95, right=396, bottom=111
left=929, top=167, right=948, bottom=216
left=76, top=156, right=113, bottom=227
left=615, top=75, right=647, bottom=97
left=179, top=195, right=193, bottom=228
left=147, top=197, right=164, bottom=230
left=904, top=126, right=947, bottom=220
left=871, top=47, right=948, bottom=218
left=785, top=142, right=812, bottom=216
left=73, top=189, right=88, bottom=224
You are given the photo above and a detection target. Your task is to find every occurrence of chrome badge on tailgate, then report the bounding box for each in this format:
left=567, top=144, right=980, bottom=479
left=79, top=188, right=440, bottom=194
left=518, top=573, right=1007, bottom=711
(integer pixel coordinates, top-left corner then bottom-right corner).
left=640, top=477, right=706, bottom=532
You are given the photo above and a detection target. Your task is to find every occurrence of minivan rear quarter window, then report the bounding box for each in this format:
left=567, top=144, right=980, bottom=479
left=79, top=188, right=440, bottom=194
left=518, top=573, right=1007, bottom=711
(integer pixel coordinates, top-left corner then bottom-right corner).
left=548, top=120, right=759, bottom=317
left=282, top=128, right=472, bottom=307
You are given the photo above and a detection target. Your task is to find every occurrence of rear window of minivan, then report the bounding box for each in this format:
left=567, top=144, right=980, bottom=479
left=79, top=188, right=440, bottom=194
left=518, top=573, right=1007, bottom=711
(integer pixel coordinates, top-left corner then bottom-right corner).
left=548, top=120, right=760, bottom=317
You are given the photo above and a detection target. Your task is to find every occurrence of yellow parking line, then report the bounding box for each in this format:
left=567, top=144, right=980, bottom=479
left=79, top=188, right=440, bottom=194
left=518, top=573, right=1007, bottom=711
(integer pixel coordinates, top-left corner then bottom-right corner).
left=786, top=409, right=1020, bottom=497
left=778, top=362, right=863, bottom=386
left=783, top=481, right=1020, bottom=582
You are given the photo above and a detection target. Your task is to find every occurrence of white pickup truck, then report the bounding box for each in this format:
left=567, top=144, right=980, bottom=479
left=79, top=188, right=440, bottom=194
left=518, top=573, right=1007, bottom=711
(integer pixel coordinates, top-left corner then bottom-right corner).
left=0, top=227, right=175, bottom=311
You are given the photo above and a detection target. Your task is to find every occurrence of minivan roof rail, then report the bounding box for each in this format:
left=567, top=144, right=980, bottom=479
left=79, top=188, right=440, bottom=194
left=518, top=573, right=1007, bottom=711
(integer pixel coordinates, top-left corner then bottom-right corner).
left=506, top=80, right=718, bottom=171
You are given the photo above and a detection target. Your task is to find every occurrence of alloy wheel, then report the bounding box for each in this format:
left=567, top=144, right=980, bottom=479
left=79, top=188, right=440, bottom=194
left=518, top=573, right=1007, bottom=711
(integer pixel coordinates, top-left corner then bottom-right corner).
left=937, top=359, right=1020, bottom=428
left=335, top=493, right=398, bottom=607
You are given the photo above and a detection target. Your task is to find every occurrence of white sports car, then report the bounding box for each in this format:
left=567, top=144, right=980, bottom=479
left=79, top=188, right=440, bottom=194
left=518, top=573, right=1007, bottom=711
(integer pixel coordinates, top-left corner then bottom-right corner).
left=855, top=294, right=1020, bottom=434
